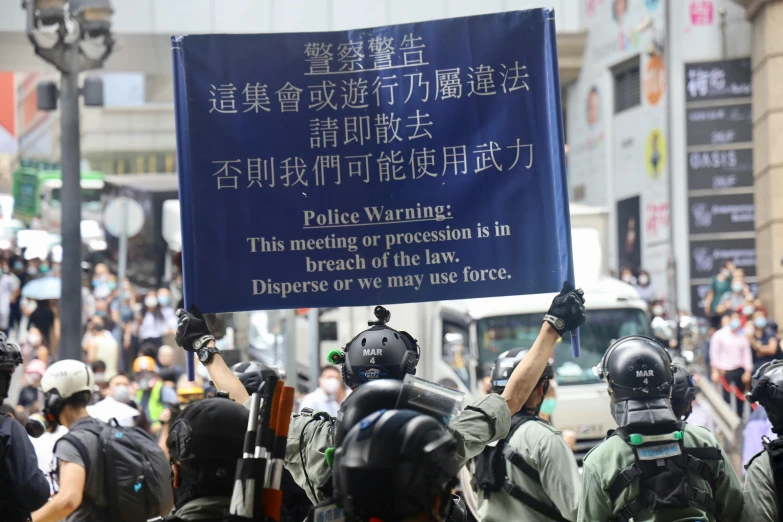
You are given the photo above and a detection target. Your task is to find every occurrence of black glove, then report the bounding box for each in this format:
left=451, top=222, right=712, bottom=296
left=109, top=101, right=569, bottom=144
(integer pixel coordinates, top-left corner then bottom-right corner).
left=545, top=281, right=586, bottom=336
left=175, top=304, right=211, bottom=352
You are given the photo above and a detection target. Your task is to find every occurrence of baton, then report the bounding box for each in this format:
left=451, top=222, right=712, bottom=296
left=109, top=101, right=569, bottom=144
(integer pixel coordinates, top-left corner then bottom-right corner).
left=263, top=386, right=295, bottom=521
left=229, top=381, right=265, bottom=517
left=571, top=328, right=581, bottom=358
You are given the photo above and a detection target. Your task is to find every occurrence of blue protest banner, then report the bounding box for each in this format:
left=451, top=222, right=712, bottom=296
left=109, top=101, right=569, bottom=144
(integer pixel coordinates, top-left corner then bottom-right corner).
left=172, top=9, right=575, bottom=317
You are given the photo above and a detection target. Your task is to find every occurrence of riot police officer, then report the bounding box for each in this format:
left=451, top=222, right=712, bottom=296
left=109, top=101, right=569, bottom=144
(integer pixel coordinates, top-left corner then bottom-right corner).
left=474, top=349, right=579, bottom=522
left=332, top=408, right=462, bottom=522
left=579, top=336, right=742, bottom=521
left=741, top=359, right=783, bottom=521
left=0, top=333, right=49, bottom=521
left=176, top=282, right=586, bottom=504
left=671, top=365, right=698, bottom=421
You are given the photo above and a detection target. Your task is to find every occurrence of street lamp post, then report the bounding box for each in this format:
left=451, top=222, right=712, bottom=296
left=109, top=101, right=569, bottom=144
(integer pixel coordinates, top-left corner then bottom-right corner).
left=23, top=0, right=113, bottom=361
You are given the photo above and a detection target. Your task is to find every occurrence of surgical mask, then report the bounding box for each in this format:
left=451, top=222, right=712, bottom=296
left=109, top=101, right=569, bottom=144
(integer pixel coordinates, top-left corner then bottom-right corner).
left=638, top=275, right=649, bottom=286
left=27, top=267, right=37, bottom=276
left=732, top=283, right=743, bottom=293
left=107, top=281, right=116, bottom=291
left=13, top=262, right=22, bottom=271
left=730, top=319, right=741, bottom=330
left=94, top=372, right=105, bottom=383
left=721, top=269, right=730, bottom=277
left=138, top=378, right=153, bottom=391
left=652, top=306, right=664, bottom=316
left=157, top=294, right=170, bottom=306
left=39, top=264, right=49, bottom=273
left=145, top=296, right=158, bottom=308
left=322, top=377, right=341, bottom=394
left=92, top=278, right=100, bottom=288
left=539, top=398, right=557, bottom=415
left=743, top=306, right=755, bottom=316
left=621, top=274, right=633, bottom=283
left=28, top=334, right=42, bottom=346
left=96, top=310, right=106, bottom=318
left=755, top=317, right=768, bottom=329
left=113, top=384, right=130, bottom=402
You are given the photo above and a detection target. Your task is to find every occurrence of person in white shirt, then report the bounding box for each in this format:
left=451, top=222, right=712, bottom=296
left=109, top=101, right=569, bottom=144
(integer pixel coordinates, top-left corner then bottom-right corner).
left=0, top=262, right=20, bottom=337
left=299, top=365, right=348, bottom=417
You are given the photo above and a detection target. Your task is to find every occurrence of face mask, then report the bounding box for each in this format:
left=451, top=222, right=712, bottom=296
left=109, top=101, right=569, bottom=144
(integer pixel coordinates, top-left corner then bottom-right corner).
left=96, top=310, right=106, bottom=318
left=145, top=296, right=158, bottom=308
left=138, top=378, right=153, bottom=391
left=732, top=283, right=743, bottom=293
left=539, top=397, right=557, bottom=415
left=755, top=317, right=768, bottom=329
left=39, top=265, right=49, bottom=273
left=652, top=306, right=664, bottom=316
left=721, top=269, right=730, bottom=277
left=28, top=334, right=42, bottom=346
left=157, top=295, right=170, bottom=306
left=322, top=377, right=341, bottom=394
left=113, top=384, right=130, bottom=402
left=107, top=281, right=116, bottom=291
left=13, top=262, right=22, bottom=271
left=27, top=267, right=38, bottom=276
left=730, top=319, right=741, bottom=331
left=92, top=278, right=100, bottom=288
left=638, top=275, right=649, bottom=286
left=621, top=274, right=633, bottom=283
left=94, top=372, right=105, bottom=383
left=743, top=306, right=754, bottom=316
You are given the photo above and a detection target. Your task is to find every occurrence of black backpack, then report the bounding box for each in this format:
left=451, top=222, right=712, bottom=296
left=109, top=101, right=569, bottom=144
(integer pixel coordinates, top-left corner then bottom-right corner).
left=607, top=422, right=724, bottom=522
left=472, top=413, right=568, bottom=522
left=54, top=418, right=174, bottom=522
left=0, top=413, right=32, bottom=522
left=747, top=436, right=783, bottom=522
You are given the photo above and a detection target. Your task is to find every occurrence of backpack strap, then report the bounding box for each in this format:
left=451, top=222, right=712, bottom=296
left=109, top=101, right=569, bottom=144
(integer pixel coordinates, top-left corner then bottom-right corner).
left=501, top=480, right=569, bottom=522
left=501, top=444, right=541, bottom=484
left=762, top=437, right=783, bottom=522
left=608, top=464, right=644, bottom=503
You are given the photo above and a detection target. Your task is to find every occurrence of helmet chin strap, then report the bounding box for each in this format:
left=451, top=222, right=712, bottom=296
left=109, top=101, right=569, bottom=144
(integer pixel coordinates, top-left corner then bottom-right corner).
left=612, top=398, right=679, bottom=428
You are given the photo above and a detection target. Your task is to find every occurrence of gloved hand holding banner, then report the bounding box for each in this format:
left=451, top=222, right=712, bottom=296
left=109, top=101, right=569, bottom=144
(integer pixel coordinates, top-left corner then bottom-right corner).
left=172, top=8, right=580, bottom=378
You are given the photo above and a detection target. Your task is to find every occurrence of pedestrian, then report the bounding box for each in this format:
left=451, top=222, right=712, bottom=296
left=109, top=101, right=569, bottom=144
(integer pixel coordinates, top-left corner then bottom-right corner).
left=710, top=311, right=754, bottom=417
left=579, top=337, right=741, bottom=521
left=83, top=316, right=119, bottom=380
left=0, top=333, right=50, bottom=521
left=742, top=360, right=783, bottom=521
left=9, top=257, right=28, bottom=334
left=17, top=358, right=46, bottom=416
left=619, top=267, right=636, bottom=286
left=750, top=311, right=781, bottom=372
left=140, top=291, right=178, bottom=354
left=176, top=282, right=587, bottom=504
left=0, top=259, right=20, bottom=338
left=25, top=298, right=56, bottom=349
left=474, top=349, right=580, bottom=522
left=704, top=262, right=734, bottom=318
left=157, top=344, right=184, bottom=382
left=331, top=409, right=462, bottom=522
left=299, top=365, right=348, bottom=417
left=634, top=270, right=656, bottom=304
left=716, top=270, right=750, bottom=315
left=24, top=326, right=49, bottom=363
left=134, top=355, right=177, bottom=433
left=33, top=359, right=173, bottom=522
left=164, top=396, right=249, bottom=521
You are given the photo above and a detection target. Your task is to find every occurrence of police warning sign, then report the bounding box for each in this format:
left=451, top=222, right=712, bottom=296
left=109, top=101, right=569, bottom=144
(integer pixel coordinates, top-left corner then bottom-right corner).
left=172, top=10, right=574, bottom=313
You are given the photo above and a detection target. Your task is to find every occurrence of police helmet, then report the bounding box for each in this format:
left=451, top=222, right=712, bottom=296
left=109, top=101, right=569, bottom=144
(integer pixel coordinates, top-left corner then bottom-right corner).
left=333, top=409, right=460, bottom=522
left=0, top=332, right=22, bottom=399
left=40, top=360, right=95, bottom=425
left=490, top=348, right=554, bottom=394
left=596, top=336, right=674, bottom=402
left=747, top=360, right=783, bottom=431
left=230, top=360, right=280, bottom=395
left=334, top=379, right=404, bottom=446
left=671, top=366, right=698, bottom=420
left=168, top=396, right=248, bottom=466
left=337, top=306, right=420, bottom=388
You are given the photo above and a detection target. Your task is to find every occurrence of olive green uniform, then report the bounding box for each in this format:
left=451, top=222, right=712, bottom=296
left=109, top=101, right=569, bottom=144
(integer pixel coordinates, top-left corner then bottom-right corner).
left=477, top=418, right=580, bottom=522
left=578, top=424, right=742, bottom=522
left=741, top=451, right=778, bottom=521
left=283, top=393, right=511, bottom=504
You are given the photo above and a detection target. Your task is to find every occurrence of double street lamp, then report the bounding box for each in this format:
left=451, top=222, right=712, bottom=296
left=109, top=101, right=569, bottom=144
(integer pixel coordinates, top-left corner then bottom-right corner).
left=23, top=0, right=114, bottom=361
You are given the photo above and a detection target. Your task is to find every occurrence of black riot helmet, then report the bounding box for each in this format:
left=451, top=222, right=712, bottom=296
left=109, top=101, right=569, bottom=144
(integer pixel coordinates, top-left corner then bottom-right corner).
left=747, top=360, right=783, bottom=434
left=596, top=336, right=674, bottom=403
left=671, top=366, right=698, bottom=420
left=333, top=409, right=460, bottom=522
left=0, top=332, right=22, bottom=402
left=230, top=361, right=279, bottom=395
left=490, top=348, right=554, bottom=394
left=332, top=306, right=420, bottom=388
left=334, top=379, right=404, bottom=447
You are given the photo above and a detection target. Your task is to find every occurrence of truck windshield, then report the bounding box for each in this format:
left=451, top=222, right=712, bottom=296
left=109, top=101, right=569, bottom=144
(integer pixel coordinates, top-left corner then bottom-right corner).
left=476, top=308, right=652, bottom=385
left=51, top=188, right=103, bottom=212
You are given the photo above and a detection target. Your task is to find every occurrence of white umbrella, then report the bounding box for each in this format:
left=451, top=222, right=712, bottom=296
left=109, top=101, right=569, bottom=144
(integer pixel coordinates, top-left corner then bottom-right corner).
left=21, top=277, right=61, bottom=300
left=87, top=397, right=140, bottom=424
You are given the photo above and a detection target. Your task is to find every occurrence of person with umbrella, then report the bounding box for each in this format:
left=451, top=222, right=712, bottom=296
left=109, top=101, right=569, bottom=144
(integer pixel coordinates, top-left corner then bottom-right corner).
left=21, top=275, right=61, bottom=349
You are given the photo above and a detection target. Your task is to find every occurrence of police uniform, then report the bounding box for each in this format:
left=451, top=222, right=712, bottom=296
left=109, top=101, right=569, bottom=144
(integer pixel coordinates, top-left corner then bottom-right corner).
left=579, top=423, right=742, bottom=522
left=477, top=417, right=579, bottom=522
left=285, top=393, right=510, bottom=504
left=741, top=450, right=777, bottom=521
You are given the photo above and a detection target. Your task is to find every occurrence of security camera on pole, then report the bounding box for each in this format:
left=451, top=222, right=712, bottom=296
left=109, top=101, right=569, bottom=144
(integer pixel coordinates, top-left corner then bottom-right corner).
left=23, top=0, right=114, bottom=361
